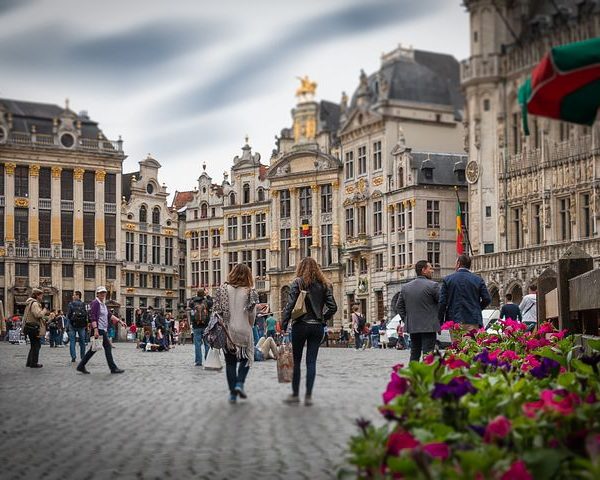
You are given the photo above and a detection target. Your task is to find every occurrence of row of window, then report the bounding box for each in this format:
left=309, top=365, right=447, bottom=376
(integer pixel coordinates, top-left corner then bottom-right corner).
left=279, top=225, right=333, bottom=269
left=125, top=232, right=174, bottom=265
left=344, top=141, right=383, bottom=180
left=279, top=185, right=333, bottom=218
left=137, top=205, right=162, bottom=224
left=345, top=201, right=383, bottom=237
left=10, top=263, right=117, bottom=280
left=226, top=213, right=267, bottom=242
left=190, top=250, right=268, bottom=287
left=124, top=272, right=174, bottom=290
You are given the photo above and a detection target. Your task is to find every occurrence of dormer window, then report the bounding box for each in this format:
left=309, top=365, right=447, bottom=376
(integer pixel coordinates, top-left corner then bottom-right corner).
left=229, top=192, right=236, bottom=205
left=398, top=166, right=404, bottom=188
left=454, top=160, right=466, bottom=183
left=200, top=203, right=208, bottom=219
left=152, top=207, right=160, bottom=224
left=257, top=188, right=265, bottom=202
left=60, top=132, right=75, bottom=148
left=146, top=183, right=154, bottom=194
left=243, top=184, right=250, bottom=204
left=421, top=159, right=435, bottom=180
left=139, top=205, right=147, bottom=223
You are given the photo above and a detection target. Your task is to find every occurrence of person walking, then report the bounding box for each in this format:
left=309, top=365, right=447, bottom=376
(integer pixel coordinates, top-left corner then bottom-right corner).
left=282, top=257, right=337, bottom=406
left=265, top=314, right=277, bottom=339
left=212, top=264, right=258, bottom=404
left=77, top=286, right=126, bottom=374
left=190, top=289, right=212, bottom=366
left=23, top=288, right=48, bottom=368
left=66, top=291, right=88, bottom=363
left=351, top=304, right=365, bottom=350
left=438, top=255, right=492, bottom=339
left=500, top=293, right=522, bottom=322
left=398, top=260, right=440, bottom=361
left=519, top=285, right=537, bottom=325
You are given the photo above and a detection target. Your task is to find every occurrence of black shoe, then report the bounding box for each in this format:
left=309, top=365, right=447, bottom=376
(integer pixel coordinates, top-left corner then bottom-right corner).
left=31, top=364, right=43, bottom=368
left=71, top=358, right=76, bottom=363
left=111, top=368, right=125, bottom=374
left=76, top=365, right=90, bottom=374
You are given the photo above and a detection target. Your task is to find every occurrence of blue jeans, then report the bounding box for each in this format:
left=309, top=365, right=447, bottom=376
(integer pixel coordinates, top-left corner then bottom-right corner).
left=68, top=327, right=87, bottom=361
left=192, top=327, right=209, bottom=365
left=78, top=330, right=118, bottom=371
left=224, top=352, right=250, bottom=394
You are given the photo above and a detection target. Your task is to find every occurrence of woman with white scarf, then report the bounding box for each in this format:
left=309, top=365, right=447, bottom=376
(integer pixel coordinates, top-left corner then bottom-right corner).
left=213, top=264, right=258, bottom=404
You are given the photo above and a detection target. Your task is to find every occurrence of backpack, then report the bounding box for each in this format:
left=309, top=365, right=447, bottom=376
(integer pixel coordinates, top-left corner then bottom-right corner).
left=192, top=299, right=209, bottom=328
left=71, top=303, right=88, bottom=329
left=357, top=314, right=366, bottom=332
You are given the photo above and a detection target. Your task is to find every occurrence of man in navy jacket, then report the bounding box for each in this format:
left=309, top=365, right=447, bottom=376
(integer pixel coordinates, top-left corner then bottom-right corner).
left=438, top=255, right=491, bottom=328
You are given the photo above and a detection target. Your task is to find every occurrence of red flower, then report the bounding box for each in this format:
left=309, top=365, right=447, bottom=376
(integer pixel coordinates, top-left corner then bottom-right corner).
left=522, top=400, right=544, bottom=418
left=423, top=354, right=435, bottom=365
left=441, top=321, right=460, bottom=331
left=501, top=460, right=533, bottom=480
left=540, top=389, right=580, bottom=415
left=422, top=442, right=450, bottom=460
left=538, top=322, right=554, bottom=334
left=551, top=330, right=566, bottom=340
left=520, top=354, right=541, bottom=372
left=387, top=431, right=419, bottom=456
left=484, top=415, right=512, bottom=443
left=383, top=372, right=409, bottom=404
left=499, top=350, right=519, bottom=362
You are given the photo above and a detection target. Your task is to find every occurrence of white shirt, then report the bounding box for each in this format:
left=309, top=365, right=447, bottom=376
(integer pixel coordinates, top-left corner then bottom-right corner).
left=519, top=293, right=537, bottom=323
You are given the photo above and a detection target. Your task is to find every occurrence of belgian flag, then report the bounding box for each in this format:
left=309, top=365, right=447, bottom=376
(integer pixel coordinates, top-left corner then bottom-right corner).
left=456, top=202, right=464, bottom=255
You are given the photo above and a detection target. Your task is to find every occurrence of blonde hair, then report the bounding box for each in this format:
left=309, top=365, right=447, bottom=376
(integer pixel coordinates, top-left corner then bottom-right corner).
left=228, top=263, right=253, bottom=288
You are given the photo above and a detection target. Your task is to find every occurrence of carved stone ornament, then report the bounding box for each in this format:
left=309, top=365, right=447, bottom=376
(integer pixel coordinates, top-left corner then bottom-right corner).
left=15, top=197, right=29, bottom=208
left=29, top=164, right=40, bottom=176
left=474, top=118, right=481, bottom=149
left=0, top=247, right=5, bottom=257
left=126, top=223, right=136, bottom=231
left=372, top=176, right=384, bottom=186
left=466, top=161, right=479, bottom=184
left=345, top=185, right=354, bottom=194
left=95, top=170, right=106, bottom=182
left=4, top=162, right=15, bottom=175
left=51, top=166, right=62, bottom=178
left=498, top=206, right=506, bottom=236
left=73, top=168, right=85, bottom=181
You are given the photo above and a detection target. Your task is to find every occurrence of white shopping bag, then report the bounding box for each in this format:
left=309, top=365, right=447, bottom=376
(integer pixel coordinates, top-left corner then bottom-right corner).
left=90, top=336, right=103, bottom=352
left=204, top=347, right=223, bottom=371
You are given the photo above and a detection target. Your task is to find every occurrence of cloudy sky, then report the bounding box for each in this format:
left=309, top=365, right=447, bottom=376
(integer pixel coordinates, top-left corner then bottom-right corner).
left=0, top=0, right=469, bottom=198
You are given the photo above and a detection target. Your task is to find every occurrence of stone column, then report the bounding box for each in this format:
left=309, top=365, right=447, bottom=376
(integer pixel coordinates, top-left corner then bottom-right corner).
left=28, top=165, right=40, bottom=255
left=4, top=163, right=15, bottom=243
left=50, top=167, right=62, bottom=254
left=310, top=184, right=320, bottom=261
left=95, top=170, right=106, bottom=248
left=331, top=180, right=340, bottom=264
left=73, top=168, right=85, bottom=251
left=269, top=190, right=280, bottom=273
left=289, top=187, right=298, bottom=267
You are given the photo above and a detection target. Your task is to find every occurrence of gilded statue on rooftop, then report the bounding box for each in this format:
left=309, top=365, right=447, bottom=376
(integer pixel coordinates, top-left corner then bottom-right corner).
left=296, top=76, right=317, bottom=97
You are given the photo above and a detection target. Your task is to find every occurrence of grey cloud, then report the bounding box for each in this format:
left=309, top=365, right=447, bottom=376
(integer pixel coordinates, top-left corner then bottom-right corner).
left=0, top=0, right=33, bottom=14
left=162, top=0, right=439, bottom=116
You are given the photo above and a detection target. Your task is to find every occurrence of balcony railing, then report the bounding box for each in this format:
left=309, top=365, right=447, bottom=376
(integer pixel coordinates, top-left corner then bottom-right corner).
left=549, top=135, right=593, bottom=163
left=84, top=249, right=96, bottom=260
left=152, top=225, right=161, bottom=233
left=104, top=203, right=117, bottom=214
left=38, top=198, right=52, bottom=210
left=40, top=247, right=52, bottom=258
left=62, top=249, right=73, bottom=259
left=16, top=247, right=29, bottom=257
left=460, top=54, right=500, bottom=84
left=61, top=200, right=74, bottom=211
left=83, top=201, right=96, bottom=213
left=106, top=251, right=117, bottom=261
left=6, top=131, right=123, bottom=153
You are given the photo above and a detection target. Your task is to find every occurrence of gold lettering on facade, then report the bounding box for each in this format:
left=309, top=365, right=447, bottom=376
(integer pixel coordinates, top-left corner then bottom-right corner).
left=126, top=223, right=136, bottom=231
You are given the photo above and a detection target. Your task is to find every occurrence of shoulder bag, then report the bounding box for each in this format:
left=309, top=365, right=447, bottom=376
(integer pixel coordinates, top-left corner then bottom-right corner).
left=291, top=279, right=309, bottom=321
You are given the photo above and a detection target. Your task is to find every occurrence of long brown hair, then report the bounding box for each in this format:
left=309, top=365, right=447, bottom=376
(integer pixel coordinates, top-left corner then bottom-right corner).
left=296, top=257, right=327, bottom=287
left=228, top=263, right=253, bottom=288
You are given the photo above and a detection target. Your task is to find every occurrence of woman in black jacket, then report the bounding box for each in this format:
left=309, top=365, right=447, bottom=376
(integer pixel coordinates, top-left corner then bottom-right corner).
left=282, top=257, right=337, bottom=405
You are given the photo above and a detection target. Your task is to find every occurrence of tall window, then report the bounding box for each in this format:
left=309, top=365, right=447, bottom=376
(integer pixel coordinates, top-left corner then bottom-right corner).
left=228, top=252, right=238, bottom=272
left=229, top=192, right=236, bottom=205
left=532, top=203, right=542, bottom=245
left=280, top=190, right=291, bottom=218
left=152, top=235, right=160, bottom=264
left=125, top=272, right=134, bottom=287
left=83, top=213, right=95, bottom=249
left=320, top=184, right=332, bottom=213
left=358, top=206, right=366, bottom=235
left=200, top=260, right=209, bottom=287
left=212, top=260, right=221, bottom=286
left=581, top=193, right=592, bottom=239
left=105, top=214, right=116, bottom=251
left=460, top=201, right=469, bottom=232
left=152, top=207, right=160, bottom=225
left=373, top=201, right=382, bottom=235
left=321, top=224, right=333, bottom=267
left=398, top=167, right=404, bottom=188
left=191, top=261, right=199, bottom=287
left=139, top=234, right=148, bottom=263
left=200, top=230, right=209, bottom=249
left=39, top=210, right=51, bottom=248
left=390, top=207, right=396, bottom=232
left=83, top=171, right=95, bottom=201
left=559, top=197, right=571, bottom=241
left=407, top=202, right=413, bottom=229
left=257, top=188, right=265, bottom=202
left=256, top=213, right=266, bottom=238
left=391, top=246, right=396, bottom=269
left=512, top=112, right=521, bottom=154
left=358, top=145, right=367, bottom=175
left=375, top=253, right=384, bottom=272
left=227, top=217, right=238, bottom=241
left=511, top=207, right=523, bottom=249
left=126, top=232, right=135, bottom=261
left=399, top=243, right=406, bottom=267
left=256, top=249, right=267, bottom=276
left=211, top=228, right=221, bottom=247
left=165, top=276, right=173, bottom=290
left=426, top=200, right=440, bottom=228
left=345, top=151, right=354, bottom=180
left=84, top=264, right=96, bottom=279
left=15, top=166, right=28, bottom=197
left=408, top=242, right=413, bottom=266
left=164, top=237, right=173, bottom=266
left=139, top=205, right=147, bottom=223
left=243, top=184, right=250, bottom=204
left=345, top=208, right=354, bottom=238
left=373, top=140, right=382, bottom=170
left=359, top=257, right=368, bottom=274
left=61, top=169, right=73, bottom=200
left=241, top=215, right=252, bottom=240
left=152, top=274, right=160, bottom=289
left=139, top=273, right=147, bottom=288
left=241, top=250, right=252, bottom=267
left=346, top=259, right=355, bottom=276
left=300, top=226, right=312, bottom=258
left=61, top=211, right=73, bottom=248
left=280, top=228, right=291, bottom=269
left=398, top=203, right=405, bottom=230
left=427, top=241, right=440, bottom=267
left=200, top=203, right=208, bottom=219
left=0, top=164, right=4, bottom=196
left=299, top=187, right=312, bottom=217
left=39, top=167, right=51, bottom=199
left=105, top=173, right=116, bottom=203
left=190, top=231, right=199, bottom=250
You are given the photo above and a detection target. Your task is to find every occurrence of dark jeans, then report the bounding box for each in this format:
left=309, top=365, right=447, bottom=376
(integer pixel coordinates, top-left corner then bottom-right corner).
left=291, top=321, right=324, bottom=397
left=224, top=352, right=249, bottom=394
left=354, top=331, right=362, bottom=349
left=409, top=332, right=437, bottom=362
left=25, top=326, right=41, bottom=367
left=78, top=330, right=118, bottom=371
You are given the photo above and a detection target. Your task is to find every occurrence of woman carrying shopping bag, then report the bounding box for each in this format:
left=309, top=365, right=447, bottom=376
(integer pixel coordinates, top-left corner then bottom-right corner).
left=282, top=257, right=337, bottom=406
left=212, top=264, right=258, bottom=404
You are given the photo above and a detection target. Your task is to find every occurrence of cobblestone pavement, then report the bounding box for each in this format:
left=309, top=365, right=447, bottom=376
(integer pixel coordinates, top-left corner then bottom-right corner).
left=0, top=341, right=409, bottom=480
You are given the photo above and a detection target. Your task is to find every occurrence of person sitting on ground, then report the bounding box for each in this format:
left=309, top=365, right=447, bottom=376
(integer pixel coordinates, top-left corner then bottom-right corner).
left=254, top=336, right=278, bottom=361
left=156, top=326, right=169, bottom=351
left=138, top=328, right=157, bottom=351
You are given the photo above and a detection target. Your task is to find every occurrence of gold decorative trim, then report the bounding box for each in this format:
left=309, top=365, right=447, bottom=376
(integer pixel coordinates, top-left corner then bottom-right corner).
left=15, top=197, right=29, bottom=208
left=4, top=162, right=16, bottom=175
left=387, top=204, right=395, bottom=212
left=218, top=227, right=224, bottom=234
left=95, top=170, right=106, bottom=182
left=51, top=166, right=62, bottom=179
left=410, top=198, right=416, bottom=207
left=372, top=176, right=384, bottom=186
left=271, top=190, right=279, bottom=198
left=73, top=167, right=85, bottom=181
left=163, top=228, right=174, bottom=236
left=184, top=230, right=192, bottom=238
left=310, top=184, right=318, bottom=192
left=0, top=247, right=5, bottom=257
left=29, top=164, right=40, bottom=177
left=212, top=250, right=220, bottom=257
left=126, top=288, right=136, bottom=293
left=345, top=185, right=354, bottom=194
left=332, top=180, right=339, bottom=189
left=125, top=223, right=136, bottom=231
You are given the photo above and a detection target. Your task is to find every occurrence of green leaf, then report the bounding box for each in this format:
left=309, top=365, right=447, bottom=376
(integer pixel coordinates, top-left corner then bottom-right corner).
left=522, top=449, right=568, bottom=480
left=586, top=338, right=600, bottom=352
left=572, top=358, right=594, bottom=375
left=557, top=372, right=576, bottom=387
left=387, top=456, right=418, bottom=475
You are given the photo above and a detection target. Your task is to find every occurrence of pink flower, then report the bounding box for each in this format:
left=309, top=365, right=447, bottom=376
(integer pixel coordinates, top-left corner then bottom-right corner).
left=446, top=358, right=469, bottom=369
left=540, top=389, right=580, bottom=415
left=525, top=338, right=550, bottom=351
left=423, top=354, right=435, bottom=365
left=484, top=415, right=512, bottom=443
left=499, top=350, right=519, bottom=362
left=441, top=321, right=460, bottom=331
left=585, top=391, right=598, bottom=404
left=522, top=400, right=544, bottom=418
left=392, top=363, right=405, bottom=372
left=501, top=460, right=533, bottom=480
left=422, top=442, right=450, bottom=460
left=383, top=372, right=409, bottom=404
left=551, top=330, right=566, bottom=340
left=480, top=335, right=501, bottom=346
left=520, top=354, right=541, bottom=372
left=387, top=431, right=419, bottom=456
left=500, top=318, right=528, bottom=332
left=538, top=322, right=554, bottom=334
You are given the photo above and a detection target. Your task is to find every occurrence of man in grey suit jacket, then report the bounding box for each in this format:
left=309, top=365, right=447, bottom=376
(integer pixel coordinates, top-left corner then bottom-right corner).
left=397, top=260, right=440, bottom=361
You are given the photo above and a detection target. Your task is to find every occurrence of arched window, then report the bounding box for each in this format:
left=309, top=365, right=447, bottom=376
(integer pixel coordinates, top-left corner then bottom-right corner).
left=139, top=205, right=147, bottom=223
left=152, top=207, right=160, bottom=224
left=398, top=166, right=404, bottom=188
left=257, top=188, right=265, bottom=202
left=229, top=192, right=236, bottom=205
left=243, top=184, right=250, bottom=204
left=200, top=203, right=208, bottom=219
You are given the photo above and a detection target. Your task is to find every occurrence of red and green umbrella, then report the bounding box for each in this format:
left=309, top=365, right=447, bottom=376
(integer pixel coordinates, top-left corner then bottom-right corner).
left=519, top=36, right=600, bottom=134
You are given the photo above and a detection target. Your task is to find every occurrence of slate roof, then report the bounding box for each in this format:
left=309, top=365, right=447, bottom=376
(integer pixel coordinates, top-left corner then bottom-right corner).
left=122, top=171, right=139, bottom=202
left=0, top=98, right=102, bottom=138
left=319, top=100, right=341, bottom=133
left=409, top=152, right=467, bottom=187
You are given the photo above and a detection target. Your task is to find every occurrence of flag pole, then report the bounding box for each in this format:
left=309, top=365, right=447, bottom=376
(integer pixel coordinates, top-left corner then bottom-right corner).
left=454, top=186, right=474, bottom=257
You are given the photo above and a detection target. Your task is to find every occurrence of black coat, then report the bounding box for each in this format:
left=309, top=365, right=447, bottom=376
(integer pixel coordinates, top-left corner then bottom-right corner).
left=282, top=278, right=337, bottom=331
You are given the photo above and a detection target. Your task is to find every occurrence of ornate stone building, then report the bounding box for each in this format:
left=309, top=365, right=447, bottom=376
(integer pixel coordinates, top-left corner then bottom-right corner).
left=0, top=98, right=124, bottom=314
left=339, top=45, right=467, bottom=323
left=462, top=0, right=600, bottom=305
left=120, top=155, right=179, bottom=323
